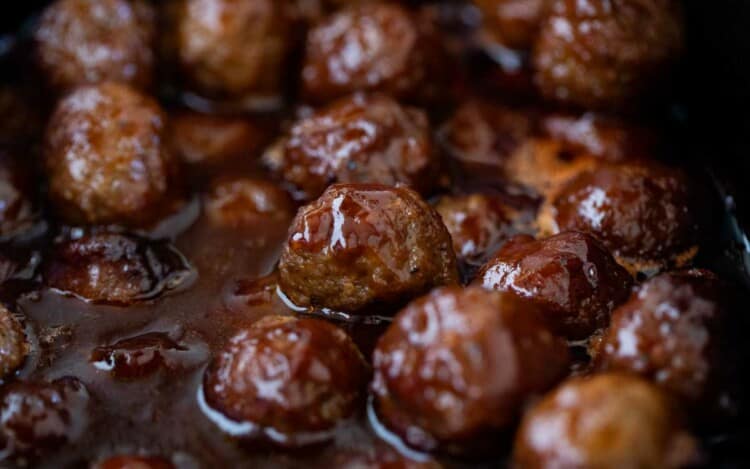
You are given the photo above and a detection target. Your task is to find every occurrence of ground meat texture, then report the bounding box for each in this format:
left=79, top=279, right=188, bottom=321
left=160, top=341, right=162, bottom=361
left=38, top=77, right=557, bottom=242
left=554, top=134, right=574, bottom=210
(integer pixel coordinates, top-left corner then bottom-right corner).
left=202, top=315, right=368, bottom=446
left=205, top=177, right=294, bottom=229
left=301, top=3, right=444, bottom=104
left=278, top=183, right=458, bottom=312
left=175, top=0, right=291, bottom=103
left=0, top=378, right=90, bottom=460
left=372, top=286, right=569, bottom=454
left=44, top=233, right=193, bottom=305
left=513, top=373, right=699, bottom=469
left=434, top=193, right=516, bottom=268
left=94, top=456, right=175, bottom=469
left=266, top=93, right=437, bottom=201
left=592, top=271, right=733, bottom=412
left=532, top=0, right=684, bottom=110
left=43, top=83, right=178, bottom=227
left=538, top=162, right=698, bottom=275
left=34, top=0, right=156, bottom=93
left=0, top=305, right=28, bottom=381
left=476, top=232, right=632, bottom=340
left=0, top=151, right=38, bottom=239
left=474, top=0, right=548, bottom=50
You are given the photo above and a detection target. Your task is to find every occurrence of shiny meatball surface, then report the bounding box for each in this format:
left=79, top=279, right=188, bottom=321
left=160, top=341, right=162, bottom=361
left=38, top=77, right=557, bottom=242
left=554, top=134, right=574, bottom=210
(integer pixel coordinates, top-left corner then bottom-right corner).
left=0, top=378, right=90, bottom=459
left=176, top=0, right=290, bottom=103
left=0, top=305, right=28, bottom=380
left=476, top=232, right=632, bottom=339
left=279, top=183, right=458, bottom=312
left=44, top=233, right=193, bottom=305
left=474, top=0, right=548, bottom=50
left=301, top=3, right=443, bottom=103
left=202, top=315, right=368, bottom=445
left=205, top=177, right=294, bottom=228
left=538, top=162, right=698, bottom=274
left=44, top=83, right=177, bottom=227
left=34, top=0, right=156, bottom=92
left=593, top=271, right=731, bottom=410
left=267, top=93, right=437, bottom=201
left=532, top=0, right=684, bottom=109
left=513, top=373, right=698, bottom=469
left=372, top=286, right=569, bottom=454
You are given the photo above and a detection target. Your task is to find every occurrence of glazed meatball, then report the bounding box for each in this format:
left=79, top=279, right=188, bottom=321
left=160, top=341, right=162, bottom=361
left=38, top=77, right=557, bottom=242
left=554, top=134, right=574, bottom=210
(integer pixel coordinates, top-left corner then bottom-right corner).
left=278, top=183, right=458, bottom=312
left=538, top=162, right=699, bottom=275
left=0, top=305, right=28, bottom=380
left=372, top=286, right=569, bottom=454
left=204, top=177, right=293, bottom=229
left=513, top=373, right=698, bottom=469
left=94, top=456, right=174, bottom=469
left=175, top=0, right=291, bottom=105
left=44, top=83, right=178, bottom=227
left=434, top=193, right=517, bottom=268
left=593, top=271, right=733, bottom=411
left=301, top=3, right=444, bottom=103
left=265, top=93, right=437, bottom=201
left=0, top=150, right=38, bottom=239
left=0, top=378, right=90, bottom=459
left=474, top=0, right=548, bottom=50
left=476, top=232, right=633, bottom=339
left=532, top=0, right=684, bottom=109
left=202, top=315, right=368, bottom=446
left=34, top=0, right=156, bottom=92
left=44, top=233, right=193, bottom=305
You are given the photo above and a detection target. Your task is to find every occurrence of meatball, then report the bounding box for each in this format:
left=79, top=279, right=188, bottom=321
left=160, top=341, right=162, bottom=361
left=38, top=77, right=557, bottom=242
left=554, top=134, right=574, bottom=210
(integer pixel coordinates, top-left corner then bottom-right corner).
left=202, top=315, right=368, bottom=446
left=34, top=0, right=156, bottom=93
left=0, top=378, right=90, bottom=459
left=278, top=183, right=458, bottom=312
left=513, top=373, right=698, bottom=469
left=204, top=177, right=294, bottom=229
left=43, top=83, right=178, bottom=227
left=474, top=0, right=548, bottom=50
left=0, top=305, right=28, bottom=381
left=476, top=231, right=633, bottom=340
left=265, top=93, right=437, bottom=201
left=169, top=112, right=264, bottom=168
left=538, top=162, right=699, bottom=275
left=44, top=232, right=194, bottom=305
left=372, top=286, right=569, bottom=454
left=593, top=271, right=734, bottom=412
left=175, top=0, right=291, bottom=105
left=94, top=456, right=174, bottom=469
left=434, top=193, right=517, bottom=268
left=532, top=0, right=684, bottom=109
left=0, top=150, right=38, bottom=239
left=301, top=3, right=444, bottom=103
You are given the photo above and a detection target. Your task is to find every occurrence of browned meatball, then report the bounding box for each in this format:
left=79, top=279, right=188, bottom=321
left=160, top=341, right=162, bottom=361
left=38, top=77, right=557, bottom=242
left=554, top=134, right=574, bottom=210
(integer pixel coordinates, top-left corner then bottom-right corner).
left=44, top=83, right=178, bottom=227
left=474, top=0, right=548, bottom=50
left=532, top=0, right=684, bottom=109
left=538, top=162, right=699, bottom=275
left=265, top=93, right=437, bottom=201
left=593, top=271, right=733, bottom=412
left=0, top=305, right=28, bottom=380
left=301, top=3, right=444, bottom=103
left=175, top=0, right=291, bottom=105
left=372, top=286, right=569, bottom=454
left=0, top=151, right=38, bottom=239
left=434, top=193, right=517, bottom=268
left=94, top=456, right=175, bottom=469
left=278, top=183, right=458, bottom=312
left=513, top=373, right=699, bottom=469
left=476, top=232, right=632, bottom=339
left=202, top=315, right=368, bottom=446
left=0, top=378, right=90, bottom=459
left=44, top=233, right=194, bottom=305
left=34, top=0, right=156, bottom=93
left=204, top=177, right=294, bottom=229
